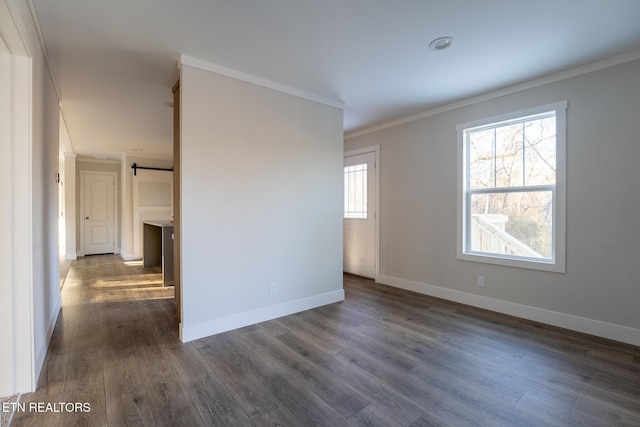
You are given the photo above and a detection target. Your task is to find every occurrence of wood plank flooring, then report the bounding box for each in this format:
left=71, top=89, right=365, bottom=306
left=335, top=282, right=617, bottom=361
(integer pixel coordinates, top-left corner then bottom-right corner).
left=11, top=255, right=640, bottom=426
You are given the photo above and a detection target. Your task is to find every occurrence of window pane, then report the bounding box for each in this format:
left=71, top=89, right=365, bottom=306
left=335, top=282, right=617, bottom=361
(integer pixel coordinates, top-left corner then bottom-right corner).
left=459, top=102, right=565, bottom=271
left=469, top=191, right=553, bottom=259
left=468, top=128, right=495, bottom=189
left=524, top=117, right=556, bottom=186
left=495, top=123, right=524, bottom=188
left=344, top=163, right=367, bottom=219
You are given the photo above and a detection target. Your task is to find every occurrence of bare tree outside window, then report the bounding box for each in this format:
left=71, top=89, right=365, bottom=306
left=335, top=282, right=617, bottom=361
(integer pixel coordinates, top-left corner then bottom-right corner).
left=466, top=113, right=556, bottom=259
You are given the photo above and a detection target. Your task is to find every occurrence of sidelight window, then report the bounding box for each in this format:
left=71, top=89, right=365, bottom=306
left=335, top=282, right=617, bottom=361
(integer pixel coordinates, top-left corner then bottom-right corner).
left=344, top=163, right=368, bottom=219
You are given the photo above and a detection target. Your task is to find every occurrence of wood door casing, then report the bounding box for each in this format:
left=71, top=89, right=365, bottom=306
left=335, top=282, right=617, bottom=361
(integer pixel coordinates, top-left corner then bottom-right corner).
left=172, top=80, right=181, bottom=322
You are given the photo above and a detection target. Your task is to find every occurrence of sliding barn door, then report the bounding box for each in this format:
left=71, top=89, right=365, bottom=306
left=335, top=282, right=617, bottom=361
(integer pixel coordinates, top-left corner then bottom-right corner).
left=132, top=169, right=173, bottom=259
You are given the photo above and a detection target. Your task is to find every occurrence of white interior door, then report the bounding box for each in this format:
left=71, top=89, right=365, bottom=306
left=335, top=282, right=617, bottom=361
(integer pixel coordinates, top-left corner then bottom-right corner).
left=344, top=151, right=376, bottom=278
left=83, top=172, right=115, bottom=255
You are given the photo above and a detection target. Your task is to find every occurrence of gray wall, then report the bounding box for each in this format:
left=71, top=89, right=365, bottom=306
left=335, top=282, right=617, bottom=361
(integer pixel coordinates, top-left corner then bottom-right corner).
left=179, top=64, right=344, bottom=341
left=345, top=58, right=640, bottom=343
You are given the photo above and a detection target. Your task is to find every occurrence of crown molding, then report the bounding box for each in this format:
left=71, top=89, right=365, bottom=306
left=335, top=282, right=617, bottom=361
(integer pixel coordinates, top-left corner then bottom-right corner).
left=346, top=49, right=640, bottom=140
left=24, top=0, right=61, bottom=102
left=180, top=54, right=344, bottom=110
left=24, top=0, right=76, bottom=153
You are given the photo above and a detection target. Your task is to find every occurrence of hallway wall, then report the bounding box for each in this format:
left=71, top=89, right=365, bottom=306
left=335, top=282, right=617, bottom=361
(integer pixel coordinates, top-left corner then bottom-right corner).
left=0, top=0, right=62, bottom=394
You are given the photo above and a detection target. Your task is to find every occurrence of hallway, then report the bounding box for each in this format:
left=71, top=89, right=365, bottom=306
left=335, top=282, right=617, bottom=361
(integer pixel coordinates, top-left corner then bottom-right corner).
left=11, top=255, right=177, bottom=426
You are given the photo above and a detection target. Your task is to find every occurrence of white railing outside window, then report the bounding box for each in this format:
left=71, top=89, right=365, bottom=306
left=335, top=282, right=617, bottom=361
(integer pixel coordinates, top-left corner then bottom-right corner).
left=457, top=101, right=567, bottom=272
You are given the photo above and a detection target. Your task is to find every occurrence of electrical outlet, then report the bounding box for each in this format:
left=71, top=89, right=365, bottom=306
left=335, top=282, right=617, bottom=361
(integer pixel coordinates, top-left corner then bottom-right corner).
left=270, top=283, right=277, bottom=295
left=477, top=276, right=485, bottom=287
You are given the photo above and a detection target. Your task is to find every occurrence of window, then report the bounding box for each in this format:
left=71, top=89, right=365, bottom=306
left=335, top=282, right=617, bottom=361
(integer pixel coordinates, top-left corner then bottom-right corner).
left=457, top=101, right=566, bottom=272
left=344, top=163, right=367, bottom=219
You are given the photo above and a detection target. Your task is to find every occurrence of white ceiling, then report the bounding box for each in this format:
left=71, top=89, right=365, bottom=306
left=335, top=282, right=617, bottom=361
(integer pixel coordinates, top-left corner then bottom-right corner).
left=32, top=0, right=640, bottom=160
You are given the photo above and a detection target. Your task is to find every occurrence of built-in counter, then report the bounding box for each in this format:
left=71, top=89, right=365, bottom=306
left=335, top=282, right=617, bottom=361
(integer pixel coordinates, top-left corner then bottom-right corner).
left=143, top=220, right=174, bottom=287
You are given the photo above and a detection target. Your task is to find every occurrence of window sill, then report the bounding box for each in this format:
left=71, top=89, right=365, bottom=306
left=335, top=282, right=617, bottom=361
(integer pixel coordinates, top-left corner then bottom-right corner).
left=457, top=251, right=565, bottom=273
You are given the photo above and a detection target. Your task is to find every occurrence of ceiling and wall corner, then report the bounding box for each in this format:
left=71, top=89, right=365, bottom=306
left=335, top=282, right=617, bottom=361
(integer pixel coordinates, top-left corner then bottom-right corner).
left=28, top=0, right=640, bottom=158
left=345, top=48, right=640, bottom=140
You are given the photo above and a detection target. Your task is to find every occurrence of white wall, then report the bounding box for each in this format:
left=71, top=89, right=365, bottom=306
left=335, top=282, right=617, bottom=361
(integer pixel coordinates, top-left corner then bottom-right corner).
left=345, top=57, right=640, bottom=345
left=63, top=152, right=76, bottom=260
left=0, top=48, right=9, bottom=392
left=1, top=0, right=62, bottom=394
left=179, top=63, right=344, bottom=342
left=59, top=113, right=75, bottom=259
left=31, top=35, right=62, bottom=377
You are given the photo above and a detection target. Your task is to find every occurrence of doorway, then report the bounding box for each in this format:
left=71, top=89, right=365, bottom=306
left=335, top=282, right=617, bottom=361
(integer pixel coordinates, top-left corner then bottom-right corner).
left=79, top=171, right=118, bottom=255
left=343, top=146, right=380, bottom=279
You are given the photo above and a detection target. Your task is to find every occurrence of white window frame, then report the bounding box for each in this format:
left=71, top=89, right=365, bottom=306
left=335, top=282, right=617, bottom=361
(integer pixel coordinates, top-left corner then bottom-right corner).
left=344, top=162, right=368, bottom=219
left=456, top=101, right=567, bottom=273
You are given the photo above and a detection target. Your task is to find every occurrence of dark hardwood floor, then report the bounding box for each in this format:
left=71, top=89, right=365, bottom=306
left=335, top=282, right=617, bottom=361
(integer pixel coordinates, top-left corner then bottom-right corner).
left=11, top=255, right=640, bottom=426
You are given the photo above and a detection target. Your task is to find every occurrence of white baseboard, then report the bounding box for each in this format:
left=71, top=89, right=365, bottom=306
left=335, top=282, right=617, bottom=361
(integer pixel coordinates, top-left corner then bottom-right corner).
left=180, top=289, right=345, bottom=343
left=378, top=274, right=640, bottom=347
left=119, top=252, right=142, bottom=261
left=64, top=253, right=77, bottom=261
left=34, top=293, right=62, bottom=384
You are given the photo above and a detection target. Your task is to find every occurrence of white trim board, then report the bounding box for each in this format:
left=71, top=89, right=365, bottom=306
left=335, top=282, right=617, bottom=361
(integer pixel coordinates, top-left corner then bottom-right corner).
left=180, top=289, right=345, bottom=343
left=34, top=293, right=62, bottom=382
left=1, top=26, right=36, bottom=394
left=378, top=274, right=640, bottom=347
left=119, top=252, right=141, bottom=262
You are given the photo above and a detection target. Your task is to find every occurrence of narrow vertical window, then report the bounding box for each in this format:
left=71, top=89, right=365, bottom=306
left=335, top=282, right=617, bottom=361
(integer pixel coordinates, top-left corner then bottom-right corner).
left=344, top=163, right=368, bottom=219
